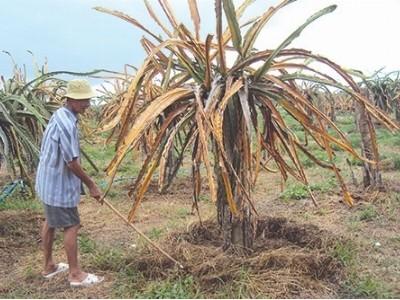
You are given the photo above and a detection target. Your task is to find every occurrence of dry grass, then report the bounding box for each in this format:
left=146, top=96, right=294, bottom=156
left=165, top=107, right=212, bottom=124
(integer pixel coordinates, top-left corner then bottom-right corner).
left=117, top=218, right=344, bottom=298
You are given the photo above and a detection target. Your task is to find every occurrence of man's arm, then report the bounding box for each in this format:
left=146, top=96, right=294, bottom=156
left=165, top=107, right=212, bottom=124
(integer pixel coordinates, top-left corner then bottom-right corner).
left=67, top=158, right=102, bottom=201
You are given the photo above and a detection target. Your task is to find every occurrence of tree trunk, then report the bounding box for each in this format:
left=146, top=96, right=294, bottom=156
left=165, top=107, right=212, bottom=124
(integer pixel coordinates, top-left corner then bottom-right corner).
left=216, top=95, right=256, bottom=250
left=355, top=90, right=383, bottom=189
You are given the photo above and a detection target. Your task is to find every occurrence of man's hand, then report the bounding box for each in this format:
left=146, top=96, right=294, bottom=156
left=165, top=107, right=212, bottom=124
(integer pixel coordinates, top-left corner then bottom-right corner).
left=88, top=182, right=103, bottom=204
left=67, top=158, right=103, bottom=205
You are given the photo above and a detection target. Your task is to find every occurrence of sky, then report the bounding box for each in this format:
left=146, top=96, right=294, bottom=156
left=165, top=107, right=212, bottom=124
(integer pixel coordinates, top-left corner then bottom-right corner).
left=1, top=0, right=399, bottom=83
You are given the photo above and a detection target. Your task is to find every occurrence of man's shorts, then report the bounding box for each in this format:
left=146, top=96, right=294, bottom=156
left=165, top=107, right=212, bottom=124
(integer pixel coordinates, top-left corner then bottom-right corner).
left=44, top=204, right=80, bottom=228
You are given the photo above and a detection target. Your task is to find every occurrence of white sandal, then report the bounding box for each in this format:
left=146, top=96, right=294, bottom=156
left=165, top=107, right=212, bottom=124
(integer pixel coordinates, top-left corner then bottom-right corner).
left=70, top=273, right=104, bottom=287
left=43, top=262, right=69, bottom=279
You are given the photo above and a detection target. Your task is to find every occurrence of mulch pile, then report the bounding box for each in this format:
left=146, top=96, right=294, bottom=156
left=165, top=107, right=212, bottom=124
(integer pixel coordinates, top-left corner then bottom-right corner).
left=126, top=217, right=345, bottom=298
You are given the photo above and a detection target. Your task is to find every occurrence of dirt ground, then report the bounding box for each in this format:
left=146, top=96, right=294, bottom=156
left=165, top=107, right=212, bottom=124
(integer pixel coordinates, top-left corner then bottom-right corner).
left=0, top=169, right=399, bottom=298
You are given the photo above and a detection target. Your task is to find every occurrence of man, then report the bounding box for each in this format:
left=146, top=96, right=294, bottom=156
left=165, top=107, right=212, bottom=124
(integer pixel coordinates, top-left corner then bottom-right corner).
left=36, top=79, right=103, bottom=287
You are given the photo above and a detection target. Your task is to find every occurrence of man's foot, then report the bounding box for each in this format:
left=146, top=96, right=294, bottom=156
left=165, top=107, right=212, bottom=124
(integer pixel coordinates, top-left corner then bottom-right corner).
left=42, top=263, right=69, bottom=279
left=69, top=273, right=104, bottom=287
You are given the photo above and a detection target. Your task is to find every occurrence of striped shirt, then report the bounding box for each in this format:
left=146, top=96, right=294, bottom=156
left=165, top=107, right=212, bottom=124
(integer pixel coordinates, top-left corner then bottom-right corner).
left=35, top=106, right=81, bottom=207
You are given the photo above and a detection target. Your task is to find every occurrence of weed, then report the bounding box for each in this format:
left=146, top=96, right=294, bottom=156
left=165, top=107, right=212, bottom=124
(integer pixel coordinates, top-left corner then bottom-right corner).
left=78, top=234, right=97, bottom=254
left=280, top=184, right=308, bottom=200
left=393, top=156, right=400, bottom=170
left=176, top=207, right=190, bottom=218
left=280, top=178, right=337, bottom=201
left=301, top=211, right=312, bottom=221
left=88, top=247, right=125, bottom=271
left=336, top=113, right=355, bottom=126
left=199, top=194, right=210, bottom=202
left=331, top=240, right=356, bottom=267
left=315, top=208, right=331, bottom=216
left=393, top=137, right=400, bottom=146
left=310, top=177, right=337, bottom=192
left=0, top=286, right=44, bottom=299
left=388, top=236, right=400, bottom=245
left=358, top=205, right=378, bottom=221
left=215, top=268, right=254, bottom=299
left=112, top=267, right=146, bottom=298
left=346, top=219, right=361, bottom=232
left=137, top=275, right=199, bottom=299
left=106, top=190, right=119, bottom=199
left=348, top=156, right=364, bottom=166
left=148, top=227, right=164, bottom=240
left=300, top=150, right=327, bottom=168
left=347, top=134, right=361, bottom=148
left=347, top=274, right=394, bottom=298
left=23, top=265, right=39, bottom=282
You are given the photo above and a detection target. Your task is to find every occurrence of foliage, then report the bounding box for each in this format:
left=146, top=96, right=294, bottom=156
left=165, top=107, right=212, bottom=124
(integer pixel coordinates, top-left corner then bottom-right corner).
left=362, top=71, right=400, bottom=116
left=0, top=55, right=62, bottom=187
left=0, top=53, right=112, bottom=188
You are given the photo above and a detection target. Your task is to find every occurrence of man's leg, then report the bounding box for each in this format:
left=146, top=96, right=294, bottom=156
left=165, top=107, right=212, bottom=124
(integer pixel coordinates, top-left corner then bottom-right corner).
left=64, top=224, right=87, bottom=282
left=41, top=220, right=56, bottom=275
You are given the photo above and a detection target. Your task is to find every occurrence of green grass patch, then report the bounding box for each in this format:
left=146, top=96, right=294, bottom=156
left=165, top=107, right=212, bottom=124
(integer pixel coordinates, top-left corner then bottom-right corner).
left=310, top=177, right=337, bottom=192
left=112, top=267, right=145, bottom=298
left=215, top=268, right=254, bottom=299
left=78, top=233, right=97, bottom=254
left=87, top=247, right=126, bottom=271
left=347, top=134, right=361, bottom=148
left=392, top=155, right=400, bottom=170
left=176, top=207, right=190, bottom=218
left=331, top=240, right=357, bottom=267
left=336, top=113, right=355, bottom=126
left=358, top=205, right=378, bottom=222
left=0, top=196, right=42, bottom=211
left=137, top=275, right=199, bottom=299
left=346, top=274, right=394, bottom=298
left=280, top=178, right=337, bottom=201
left=199, top=194, right=210, bottom=202
left=147, top=227, right=164, bottom=240
left=280, top=184, right=308, bottom=200
left=348, top=155, right=364, bottom=167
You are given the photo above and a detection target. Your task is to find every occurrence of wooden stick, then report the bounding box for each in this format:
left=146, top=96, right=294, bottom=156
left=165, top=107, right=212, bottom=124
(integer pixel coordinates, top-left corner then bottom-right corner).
left=101, top=198, right=184, bottom=269
left=80, top=148, right=99, bottom=174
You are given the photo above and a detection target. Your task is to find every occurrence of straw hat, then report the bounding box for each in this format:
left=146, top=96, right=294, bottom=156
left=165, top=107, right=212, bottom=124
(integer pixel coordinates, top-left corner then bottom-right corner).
left=64, top=79, right=96, bottom=100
